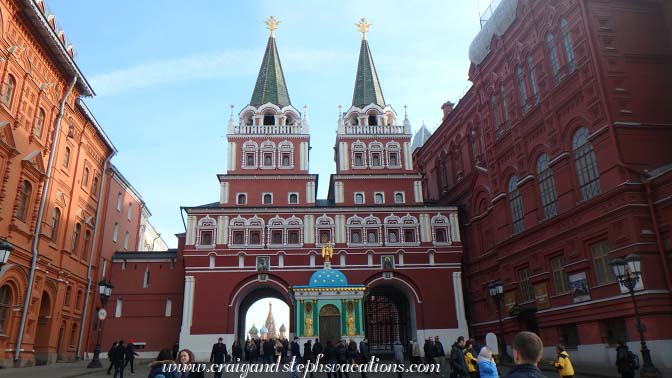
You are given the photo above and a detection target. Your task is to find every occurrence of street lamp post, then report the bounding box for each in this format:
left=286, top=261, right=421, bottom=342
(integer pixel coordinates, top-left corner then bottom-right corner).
left=488, top=280, right=511, bottom=363
left=610, top=254, right=661, bottom=378
left=87, top=280, right=114, bottom=368
left=0, top=239, right=14, bottom=269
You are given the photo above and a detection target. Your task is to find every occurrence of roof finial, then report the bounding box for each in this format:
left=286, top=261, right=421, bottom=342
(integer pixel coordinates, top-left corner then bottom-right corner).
left=338, top=105, right=343, bottom=119
left=404, top=105, right=408, bottom=118
left=355, top=18, right=371, bottom=40
left=265, top=16, right=281, bottom=37
left=228, top=104, right=235, bottom=132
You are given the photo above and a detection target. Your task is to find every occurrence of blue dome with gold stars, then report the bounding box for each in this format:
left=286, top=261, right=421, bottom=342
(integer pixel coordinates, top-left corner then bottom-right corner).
left=308, top=268, right=348, bottom=287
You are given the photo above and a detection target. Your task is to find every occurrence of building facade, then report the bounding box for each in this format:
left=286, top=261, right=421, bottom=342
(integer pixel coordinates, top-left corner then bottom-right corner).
left=0, top=0, right=116, bottom=366
left=413, top=0, right=672, bottom=369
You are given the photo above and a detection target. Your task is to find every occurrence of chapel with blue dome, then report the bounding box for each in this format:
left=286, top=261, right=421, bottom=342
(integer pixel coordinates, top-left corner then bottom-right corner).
left=291, top=244, right=366, bottom=345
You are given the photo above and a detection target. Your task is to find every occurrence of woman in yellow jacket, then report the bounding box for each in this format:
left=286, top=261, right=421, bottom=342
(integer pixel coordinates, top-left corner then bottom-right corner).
left=551, top=344, right=575, bottom=378
left=463, top=340, right=479, bottom=378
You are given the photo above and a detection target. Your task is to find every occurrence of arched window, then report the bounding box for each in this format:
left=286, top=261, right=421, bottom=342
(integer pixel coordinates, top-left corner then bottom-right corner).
left=527, top=55, right=540, bottom=104
left=34, top=108, right=46, bottom=139
left=63, top=147, right=71, bottom=169
left=82, top=167, right=90, bottom=186
left=92, top=176, right=99, bottom=195
left=143, top=267, right=150, bottom=288
left=1, top=74, right=16, bottom=106
left=469, top=127, right=480, bottom=162
left=546, top=33, right=561, bottom=83
left=560, top=18, right=576, bottom=72
left=76, top=290, right=83, bottom=310
left=354, top=193, right=364, bottom=204
left=237, top=194, right=247, bottom=205
left=394, top=193, right=404, bottom=203
left=263, top=193, right=272, bottom=204
left=516, top=66, right=528, bottom=113
left=490, top=95, right=500, bottom=131
left=16, top=180, right=32, bottom=221
left=64, top=286, right=72, bottom=307
left=572, top=127, right=601, bottom=200
left=71, top=223, right=82, bottom=254
left=51, top=207, right=61, bottom=240
left=263, top=114, right=275, bottom=126
left=82, top=230, right=92, bottom=260
left=500, top=84, right=509, bottom=127
left=537, top=154, right=558, bottom=219
left=289, top=193, right=298, bottom=204
left=509, top=176, right=525, bottom=234
left=374, top=193, right=384, bottom=204
left=123, top=231, right=130, bottom=250
left=368, top=114, right=377, bottom=126
left=0, top=286, right=11, bottom=333
left=112, top=222, right=119, bottom=242
left=69, top=322, right=78, bottom=347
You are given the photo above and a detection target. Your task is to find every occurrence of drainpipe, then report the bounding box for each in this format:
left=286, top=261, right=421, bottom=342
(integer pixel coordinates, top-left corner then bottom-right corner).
left=14, top=76, right=77, bottom=362
left=644, top=181, right=672, bottom=292
left=76, top=153, right=114, bottom=359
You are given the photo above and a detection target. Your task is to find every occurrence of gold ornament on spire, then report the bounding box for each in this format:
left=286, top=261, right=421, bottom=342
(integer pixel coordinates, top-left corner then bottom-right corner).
left=321, top=241, right=334, bottom=262
left=355, top=18, right=371, bottom=39
left=265, top=16, right=281, bottom=37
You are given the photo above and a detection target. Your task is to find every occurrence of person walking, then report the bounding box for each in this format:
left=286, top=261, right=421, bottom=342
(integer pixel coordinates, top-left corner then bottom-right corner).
left=348, top=339, right=358, bottom=364
left=411, top=340, right=422, bottom=365
left=615, top=341, right=638, bottom=378
left=324, top=340, right=338, bottom=378
left=450, top=337, right=468, bottom=378
left=550, top=344, right=574, bottom=378
left=359, top=338, right=370, bottom=378
left=336, top=340, right=350, bottom=378
left=178, top=349, right=205, bottom=378
left=506, top=331, right=546, bottom=378
left=232, top=339, right=243, bottom=363
left=125, top=339, right=139, bottom=375
left=112, top=340, right=127, bottom=378
left=304, top=339, right=315, bottom=378
left=433, top=336, right=447, bottom=378
left=210, top=337, right=228, bottom=378
left=290, top=337, right=302, bottom=378
left=107, top=341, right=118, bottom=375
left=393, top=339, right=405, bottom=378
left=313, top=338, right=324, bottom=359
left=424, top=338, right=435, bottom=366
left=464, top=340, right=478, bottom=378
left=148, top=348, right=180, bottom=378
left=476, top=347, right=498, bottom=378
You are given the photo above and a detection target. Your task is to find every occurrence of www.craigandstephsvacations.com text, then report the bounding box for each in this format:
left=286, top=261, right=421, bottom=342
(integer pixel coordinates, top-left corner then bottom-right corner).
left=162, top=355, right=440, bottom=378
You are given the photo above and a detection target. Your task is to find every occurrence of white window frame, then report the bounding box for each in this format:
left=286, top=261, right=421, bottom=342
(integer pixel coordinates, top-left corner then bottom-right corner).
left=288, top=192, right=299, bottom=205
left=236, top=193, right=247, bottom=205
left=394, top=191, right=405, bottom=204
left=354, top=192, right=365, bottom=205
left=262, top=192, right=273, bottom=205
left=374, top=192, right=385, bottom=204
left=165, top=299, right=172, bottom=317
left=112, top=223, right=119, bottom=243
left=115, top=299, right=123, bottom=318
left=127, top=203, right=133, bottom=221
left=123, top=231, right=130, bottom=250
left=116, top=193, right=123, bottom=211
left=143, top=266, right=150, bottom=288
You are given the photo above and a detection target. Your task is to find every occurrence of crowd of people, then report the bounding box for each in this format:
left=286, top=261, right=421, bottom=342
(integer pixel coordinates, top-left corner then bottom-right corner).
left=130, top=331, right=641, bottom=378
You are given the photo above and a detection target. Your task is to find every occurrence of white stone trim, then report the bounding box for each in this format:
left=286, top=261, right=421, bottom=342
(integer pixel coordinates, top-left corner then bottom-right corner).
left=453, top=272, right=468, bottom=330
left=414, top=181, right=423, bottom=203
left=220, top=182, right=229, bottom=204
left=403, top=142, right=413, bottom=170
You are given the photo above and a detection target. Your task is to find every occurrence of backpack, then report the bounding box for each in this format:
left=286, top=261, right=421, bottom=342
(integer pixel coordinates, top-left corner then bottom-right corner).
left=628, top=351, right=639, bottom=370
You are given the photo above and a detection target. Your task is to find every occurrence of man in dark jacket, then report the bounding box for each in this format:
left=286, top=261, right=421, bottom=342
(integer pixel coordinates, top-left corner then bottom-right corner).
left=107, top=341, right=118, bottom=375
left=304, top=339, right=315, bottom=378
left=506, top=331, right=547, bottom=378
left=359, top=338, right=370, bottom=378
left=313, top=338, right=323, bottom=358
left=424, top=338, right=435, bottom=366
left=112, top=340, right=127, bottom=378
left=125, top=340, right=139, bottom=375
left=210, top=337, right=228, bottom=378
left=449, top=337, right=468, bottom=378
left=290, top=337, right=302, bottom=378
left=615, top=341, right=636, bottom=378
left=336, top=340, right=350, bottom=378
left=433, top=336, right=447, bottom=378
left=324, top=341, right=338, bottom=378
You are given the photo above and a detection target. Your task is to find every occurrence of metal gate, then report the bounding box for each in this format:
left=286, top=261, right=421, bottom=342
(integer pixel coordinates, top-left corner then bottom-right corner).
left=364, top=291, right=409, bottom=353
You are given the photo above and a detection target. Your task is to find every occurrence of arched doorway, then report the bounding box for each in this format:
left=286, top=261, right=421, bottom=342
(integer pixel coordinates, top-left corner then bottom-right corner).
left=319, top=304, right=340, bottom=345
left=236, top=287, right=292, bottom=343
left=364, top=285, right=413, bottom=354
left=34, top=291, right=53, bottom=365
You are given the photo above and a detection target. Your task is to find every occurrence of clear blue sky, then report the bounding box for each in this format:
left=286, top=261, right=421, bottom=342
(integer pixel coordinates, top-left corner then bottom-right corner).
left=47, top=1, right=483, bottom=248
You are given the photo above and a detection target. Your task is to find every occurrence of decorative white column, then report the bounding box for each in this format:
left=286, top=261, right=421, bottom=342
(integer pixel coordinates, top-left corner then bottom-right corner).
left=413, top=181, right=423, bottom=203
left=449, top=212, right=461, bottom=242
left=186, top=216, right=197, bottom=244
left=452, top=272, right=468, bottom=333
left=220, top=182, right=229, bottom=204
left=180, top=276, right=196, bottom=337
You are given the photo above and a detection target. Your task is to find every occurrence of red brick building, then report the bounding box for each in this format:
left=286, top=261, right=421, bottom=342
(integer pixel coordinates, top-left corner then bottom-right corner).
left=413, top=0, right=672, bottom=370
left=0, top=0, right=117, bottom=366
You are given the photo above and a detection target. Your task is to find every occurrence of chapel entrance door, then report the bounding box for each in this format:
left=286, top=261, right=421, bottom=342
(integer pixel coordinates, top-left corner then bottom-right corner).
left=319, top=304, right=341, bottom=346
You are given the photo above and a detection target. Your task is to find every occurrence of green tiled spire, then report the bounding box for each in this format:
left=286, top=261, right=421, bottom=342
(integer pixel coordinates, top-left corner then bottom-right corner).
left=250, top=35, right=291, bottom=107
left=352, top=37, right=386, bottom=108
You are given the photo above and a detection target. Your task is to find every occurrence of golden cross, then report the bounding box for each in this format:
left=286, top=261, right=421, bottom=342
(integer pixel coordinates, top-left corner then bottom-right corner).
left=265, top=16, right=281, bottom=37
left=355, top=18, right=371, bottom=39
